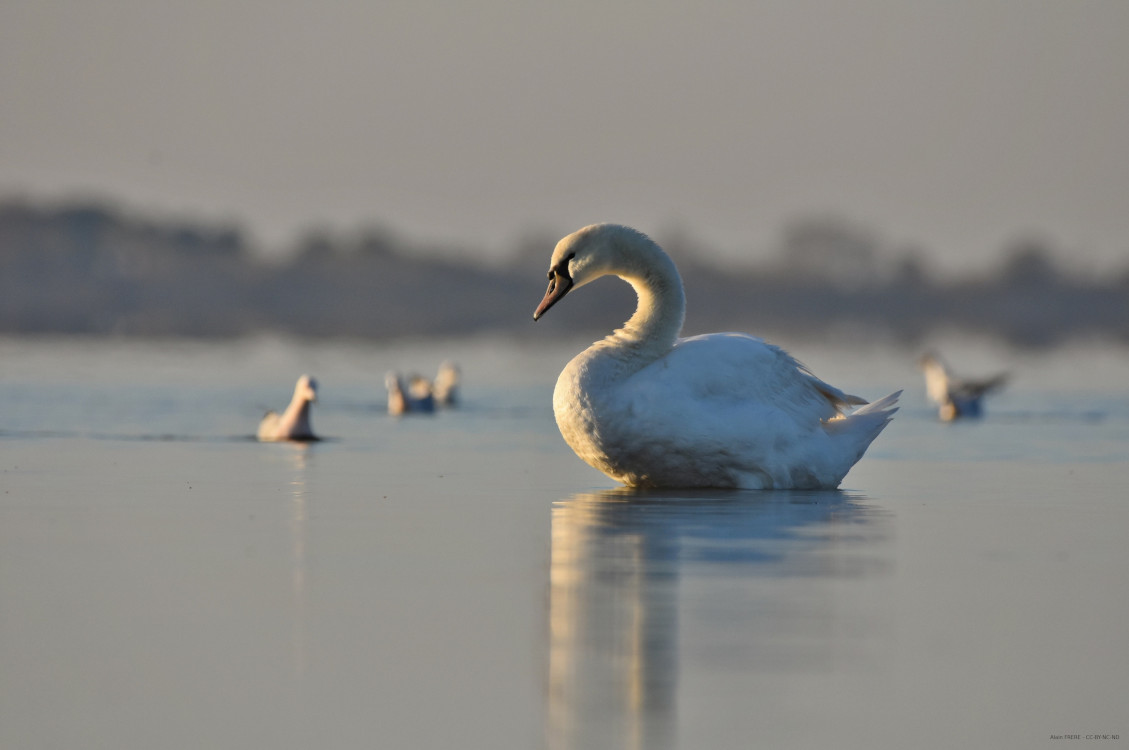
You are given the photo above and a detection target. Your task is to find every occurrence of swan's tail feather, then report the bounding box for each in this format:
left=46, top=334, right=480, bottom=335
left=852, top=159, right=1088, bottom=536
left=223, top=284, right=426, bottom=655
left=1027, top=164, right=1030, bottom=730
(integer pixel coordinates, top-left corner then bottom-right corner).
left=853, top=389, right=902, bottom=417
left=824, top=389, right=901, bottom=443
left=814, top=382, right=869, bottom=409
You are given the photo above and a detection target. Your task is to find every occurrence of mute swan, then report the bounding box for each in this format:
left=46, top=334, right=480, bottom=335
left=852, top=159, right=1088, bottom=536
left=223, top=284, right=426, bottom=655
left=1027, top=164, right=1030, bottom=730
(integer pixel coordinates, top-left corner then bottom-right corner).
left=434, top=360, right=460, bottom=406
left=533, top=223, right=900, bottom=489
left=257, top=375, right=318, bottom=441
left=385, top=371, right=436, bottom=416
left=919, top=351, right=1007, bottom=421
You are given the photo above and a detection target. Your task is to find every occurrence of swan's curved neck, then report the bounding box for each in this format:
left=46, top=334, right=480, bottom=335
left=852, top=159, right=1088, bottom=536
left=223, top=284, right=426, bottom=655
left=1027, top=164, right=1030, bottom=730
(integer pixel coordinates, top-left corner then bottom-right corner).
left=608, top=253, right=686, bottom=359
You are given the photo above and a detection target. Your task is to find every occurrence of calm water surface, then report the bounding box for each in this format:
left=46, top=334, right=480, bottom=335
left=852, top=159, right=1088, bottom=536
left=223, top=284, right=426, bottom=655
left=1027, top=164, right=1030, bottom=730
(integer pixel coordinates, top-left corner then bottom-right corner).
left=1, top=336, right=1127, bottom=749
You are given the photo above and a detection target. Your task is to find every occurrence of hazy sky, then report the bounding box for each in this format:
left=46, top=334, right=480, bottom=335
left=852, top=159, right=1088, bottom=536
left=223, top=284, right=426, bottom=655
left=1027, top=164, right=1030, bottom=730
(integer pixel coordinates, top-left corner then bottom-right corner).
left=2, top=1, right=1127, bottom=272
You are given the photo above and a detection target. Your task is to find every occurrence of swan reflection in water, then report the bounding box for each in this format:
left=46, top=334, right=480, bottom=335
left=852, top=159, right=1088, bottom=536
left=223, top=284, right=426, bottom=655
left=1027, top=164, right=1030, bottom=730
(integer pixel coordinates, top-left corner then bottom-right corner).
left=546, top=488, right=888, bottom=750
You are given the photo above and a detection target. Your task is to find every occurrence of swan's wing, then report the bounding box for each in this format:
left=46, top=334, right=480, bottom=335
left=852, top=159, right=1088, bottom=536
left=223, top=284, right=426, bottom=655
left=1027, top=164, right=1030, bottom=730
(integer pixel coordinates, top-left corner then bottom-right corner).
left=629, top=333, right=863, bottom=425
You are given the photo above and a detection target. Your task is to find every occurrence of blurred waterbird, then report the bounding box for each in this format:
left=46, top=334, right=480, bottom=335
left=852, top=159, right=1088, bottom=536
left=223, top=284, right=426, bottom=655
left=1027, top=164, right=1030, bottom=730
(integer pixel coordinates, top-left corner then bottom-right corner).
left=257, top=375, right=318, bottom=441
left=533, top=223, right=900, bottom=489
left=434, top=360, right=460, bottom=406
left=386, top=371, right=436, bottom=415
left=919, top=351, right=1008, bottom=421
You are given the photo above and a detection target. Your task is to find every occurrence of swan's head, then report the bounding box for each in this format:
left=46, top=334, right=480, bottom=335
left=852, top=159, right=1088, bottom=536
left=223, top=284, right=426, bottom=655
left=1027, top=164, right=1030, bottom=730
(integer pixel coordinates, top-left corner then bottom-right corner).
left=533, top=223, right=660, bottom=320
left=295, top=374, right=318, bottom=403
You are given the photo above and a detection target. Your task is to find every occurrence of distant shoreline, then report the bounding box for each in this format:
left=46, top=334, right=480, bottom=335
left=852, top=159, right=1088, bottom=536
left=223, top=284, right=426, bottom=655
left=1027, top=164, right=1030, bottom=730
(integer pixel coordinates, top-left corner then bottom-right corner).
left=2, top=199, right=1126, bottom=349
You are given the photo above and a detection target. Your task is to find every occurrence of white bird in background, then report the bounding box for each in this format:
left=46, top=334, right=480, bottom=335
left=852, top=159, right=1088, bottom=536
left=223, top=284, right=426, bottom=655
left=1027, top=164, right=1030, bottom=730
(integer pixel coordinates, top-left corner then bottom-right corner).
left=257, top=375, right=318, bottom=441
left=434, top=360, right=460, bottom=407
left=532, top=223, right=900, bottom=489
left=385, top=371, right=436, bottom=416
left=919, top=351, right=1008, bottom=421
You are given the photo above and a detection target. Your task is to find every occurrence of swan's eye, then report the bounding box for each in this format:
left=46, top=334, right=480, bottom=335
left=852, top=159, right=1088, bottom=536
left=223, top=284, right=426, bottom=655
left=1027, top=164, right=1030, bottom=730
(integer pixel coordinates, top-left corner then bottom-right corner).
left=548, top=252, right=576, bottom=280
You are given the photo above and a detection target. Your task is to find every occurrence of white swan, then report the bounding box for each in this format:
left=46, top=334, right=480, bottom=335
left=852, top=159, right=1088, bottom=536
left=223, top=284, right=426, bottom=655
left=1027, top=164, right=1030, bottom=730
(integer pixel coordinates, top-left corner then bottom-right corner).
left=385, top=371, right=436, bottom=416
left=919, top=351, right=1007, bottom=421
left=533, top=223, right=900, bottom=489
left=257, top=375, right=318, bottom=441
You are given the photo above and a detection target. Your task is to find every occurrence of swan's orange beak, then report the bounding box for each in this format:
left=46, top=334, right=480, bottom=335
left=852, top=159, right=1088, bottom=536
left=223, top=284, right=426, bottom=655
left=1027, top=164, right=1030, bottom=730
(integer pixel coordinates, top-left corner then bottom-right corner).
left=533, top=270, right=573, bottom=320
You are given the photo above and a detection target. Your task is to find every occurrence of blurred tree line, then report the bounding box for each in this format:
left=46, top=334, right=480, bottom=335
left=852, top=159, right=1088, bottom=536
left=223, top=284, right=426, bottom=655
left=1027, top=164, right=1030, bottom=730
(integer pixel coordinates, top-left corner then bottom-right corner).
left=1, top=199, right=1126, bottom=348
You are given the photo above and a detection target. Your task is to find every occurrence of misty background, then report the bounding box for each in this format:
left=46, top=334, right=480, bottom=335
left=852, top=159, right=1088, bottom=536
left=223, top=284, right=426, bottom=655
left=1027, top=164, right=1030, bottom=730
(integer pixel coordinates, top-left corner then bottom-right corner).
left=1, top=1, right=1127, bottom=346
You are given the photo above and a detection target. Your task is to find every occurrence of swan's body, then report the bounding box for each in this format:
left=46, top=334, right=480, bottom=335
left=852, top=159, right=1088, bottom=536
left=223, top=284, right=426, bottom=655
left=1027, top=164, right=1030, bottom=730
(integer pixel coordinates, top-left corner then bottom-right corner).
left=920, top=352, right=1007, bottom=421
left=386, top=371, right=435, bottom=416
left=257, top=375, right=318, bottom=441
left=533, top=224, right=900, bottom=489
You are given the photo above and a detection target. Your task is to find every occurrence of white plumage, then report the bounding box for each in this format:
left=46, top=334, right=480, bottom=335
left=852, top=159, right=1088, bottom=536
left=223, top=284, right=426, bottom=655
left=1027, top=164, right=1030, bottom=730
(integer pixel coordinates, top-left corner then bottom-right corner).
left=533, top=223, right=900, bottom=489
